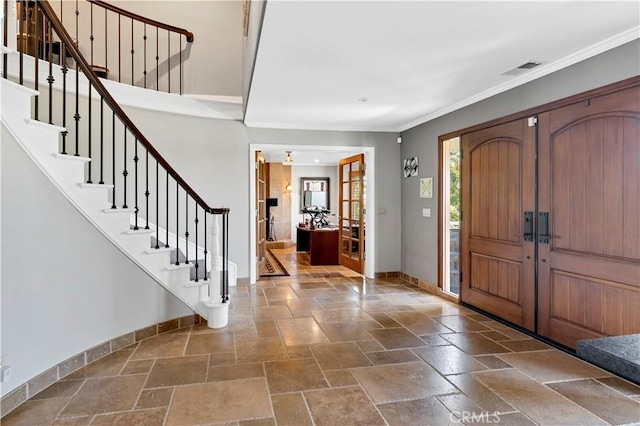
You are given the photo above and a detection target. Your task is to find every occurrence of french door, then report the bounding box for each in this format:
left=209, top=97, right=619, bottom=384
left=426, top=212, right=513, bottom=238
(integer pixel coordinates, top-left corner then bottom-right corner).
left=255, top=152, right=266, bottom=277
left=339, top=154, right=365, bottom=273
left=460, top=83, right=640, bottom=348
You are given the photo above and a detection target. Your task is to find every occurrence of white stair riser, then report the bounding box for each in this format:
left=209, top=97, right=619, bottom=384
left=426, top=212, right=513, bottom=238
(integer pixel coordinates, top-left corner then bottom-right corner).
left=166, top=266, right=191, bottom=285
left=1, top=82, right=34, bottom=119
left=120, top=233, right=154, bottom=255
left=142, top=251, right=172, bottom=272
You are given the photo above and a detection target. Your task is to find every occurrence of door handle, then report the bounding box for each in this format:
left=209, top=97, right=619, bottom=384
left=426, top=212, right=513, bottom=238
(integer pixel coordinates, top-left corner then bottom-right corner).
left=523, top=211, right=533, bottom=242
left=538, top=212, right=550, bottom=244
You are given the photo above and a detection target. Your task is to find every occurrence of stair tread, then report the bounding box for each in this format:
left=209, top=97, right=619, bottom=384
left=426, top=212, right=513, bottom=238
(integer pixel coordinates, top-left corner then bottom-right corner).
left=54, top=153, right=91, bottom=162
left=143, top=247, right=174, bottom=255
left=166, top=262, right=192, bottom=271
left=123, top=228, right=155, bottom=235
left=185, top=280, right=210, bottom=288
left=78, top=183, right=114, bottom=189
left=102, top=208, right=135, bottom=214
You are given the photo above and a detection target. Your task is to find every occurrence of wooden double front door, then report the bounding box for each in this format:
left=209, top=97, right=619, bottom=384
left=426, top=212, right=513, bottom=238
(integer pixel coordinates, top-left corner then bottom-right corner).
left=460, top=83, right=640, bottom=349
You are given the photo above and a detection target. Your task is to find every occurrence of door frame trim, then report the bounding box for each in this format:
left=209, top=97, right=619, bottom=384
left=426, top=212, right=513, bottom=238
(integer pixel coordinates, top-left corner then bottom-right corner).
left=249, top=144, right=376, bottom=283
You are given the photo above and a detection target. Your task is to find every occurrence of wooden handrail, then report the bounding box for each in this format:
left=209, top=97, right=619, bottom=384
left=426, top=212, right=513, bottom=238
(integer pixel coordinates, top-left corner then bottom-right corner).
left=38, top=0, right=226, bottom=215
left=87, top=0, right=194, bottom=42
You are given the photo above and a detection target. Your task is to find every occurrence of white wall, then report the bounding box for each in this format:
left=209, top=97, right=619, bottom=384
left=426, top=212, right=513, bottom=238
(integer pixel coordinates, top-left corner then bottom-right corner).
left=400, top=39, right=640, bottom=286
left=290, top=165, right=338, bottom=242
left=1, top=125, right=192, bottom=397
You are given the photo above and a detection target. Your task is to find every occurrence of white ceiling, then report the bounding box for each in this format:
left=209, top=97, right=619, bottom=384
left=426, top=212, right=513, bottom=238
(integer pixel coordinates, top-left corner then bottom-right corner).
left=244, top=1, right=640, bottom=133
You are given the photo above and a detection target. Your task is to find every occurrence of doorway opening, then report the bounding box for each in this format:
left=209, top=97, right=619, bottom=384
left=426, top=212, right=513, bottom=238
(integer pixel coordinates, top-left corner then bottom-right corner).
left=441, top=136, right=460, bottom=295
left=249, top=144, right=376, bottom=284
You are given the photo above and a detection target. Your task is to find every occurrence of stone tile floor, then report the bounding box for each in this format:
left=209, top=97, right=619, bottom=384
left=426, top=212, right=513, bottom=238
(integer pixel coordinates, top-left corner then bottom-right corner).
left=3, top=248, right=640, bottom=425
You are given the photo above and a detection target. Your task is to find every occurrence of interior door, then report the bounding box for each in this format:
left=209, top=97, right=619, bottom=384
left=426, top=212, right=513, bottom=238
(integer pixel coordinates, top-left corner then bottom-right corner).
left=339, top=154, right=365, bottom=273
left=537, top=86, right=640, bottom=348
left=460, top=119, right=536, bottom=330
left=256, top=152, right=266, bottom=277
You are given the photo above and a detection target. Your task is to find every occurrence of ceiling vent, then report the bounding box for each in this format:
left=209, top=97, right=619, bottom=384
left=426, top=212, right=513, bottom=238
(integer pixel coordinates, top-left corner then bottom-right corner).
left=501, top=61, right=542, bottom=76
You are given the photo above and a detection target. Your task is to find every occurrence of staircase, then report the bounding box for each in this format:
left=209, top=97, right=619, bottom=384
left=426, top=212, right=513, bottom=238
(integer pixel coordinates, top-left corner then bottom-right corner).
left=1, top=0, right=234, bottom=325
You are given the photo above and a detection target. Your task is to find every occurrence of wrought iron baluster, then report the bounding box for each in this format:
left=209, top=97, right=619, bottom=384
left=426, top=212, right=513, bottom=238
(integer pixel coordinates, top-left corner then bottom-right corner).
left=33, top=1, right=39, bottom=120
left=143, top=23, right=147, bottom=88
left=130, top=17, right=134, bottom=85
left=104, top=8, right=107, bottom=73
left=155, top=161, right=159, bottom=248
left=179, top=36, right=182, bottom=94
left=61, top=44, right=68, bottom=154
left=47, top=21, right=54, bottom=124
left=222, top=212, right=229, bottom=303
left=194, top=203, right=199, bottom=282
left=18, top=0, right=23, bottom=85
left=99, top=96, right=104, bottom=184
left=122, top=127, right=128, bottom=208
left=145, top=150, right=149, bottom=229
left=155, top=27, right=159, bottom=91
left=3, top=0, right=8, bottom=79
left=185, top=193, right=189, bottom=264
left=73, top=0, right=80, bottom=157
left=133, top=138, right=139, bottom=229
left=165, top=171, right=169, bottom=247
left=167, top=29, right=170, bottom=92
left=87, top=82, right=93, bottom=182
left=90, top=1, right=93, bottom=67
left=118, top=13, right=121, bottom=82
left=175, top=181, right=179, bottom=265
left=204, top=213, right=208, bottom=281
left=111, top=112, right=116, bottom=208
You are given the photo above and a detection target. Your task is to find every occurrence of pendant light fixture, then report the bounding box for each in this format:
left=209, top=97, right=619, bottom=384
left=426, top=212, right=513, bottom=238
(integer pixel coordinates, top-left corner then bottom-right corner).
left=283, top=151, right=293, bottom=165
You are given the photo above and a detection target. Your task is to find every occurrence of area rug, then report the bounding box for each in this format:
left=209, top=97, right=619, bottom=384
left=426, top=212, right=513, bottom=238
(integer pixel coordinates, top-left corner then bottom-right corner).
left=261, top=249, right=290, bottom=277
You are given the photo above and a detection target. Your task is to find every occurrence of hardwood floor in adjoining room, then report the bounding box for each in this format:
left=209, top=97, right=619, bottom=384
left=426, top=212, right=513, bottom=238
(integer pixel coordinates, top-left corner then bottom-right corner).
left=3, top=247, right=639, bottom=425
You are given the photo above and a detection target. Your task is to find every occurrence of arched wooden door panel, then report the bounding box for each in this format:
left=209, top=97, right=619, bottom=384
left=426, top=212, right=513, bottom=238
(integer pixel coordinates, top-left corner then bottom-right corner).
left=460, top=119, right=536, bottom=331
left=537, top=87, right=640, bottom=348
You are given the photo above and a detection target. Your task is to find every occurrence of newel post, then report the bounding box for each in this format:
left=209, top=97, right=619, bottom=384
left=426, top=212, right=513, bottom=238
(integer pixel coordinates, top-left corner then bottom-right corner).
left=202, top=213, right=228, bottom=328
